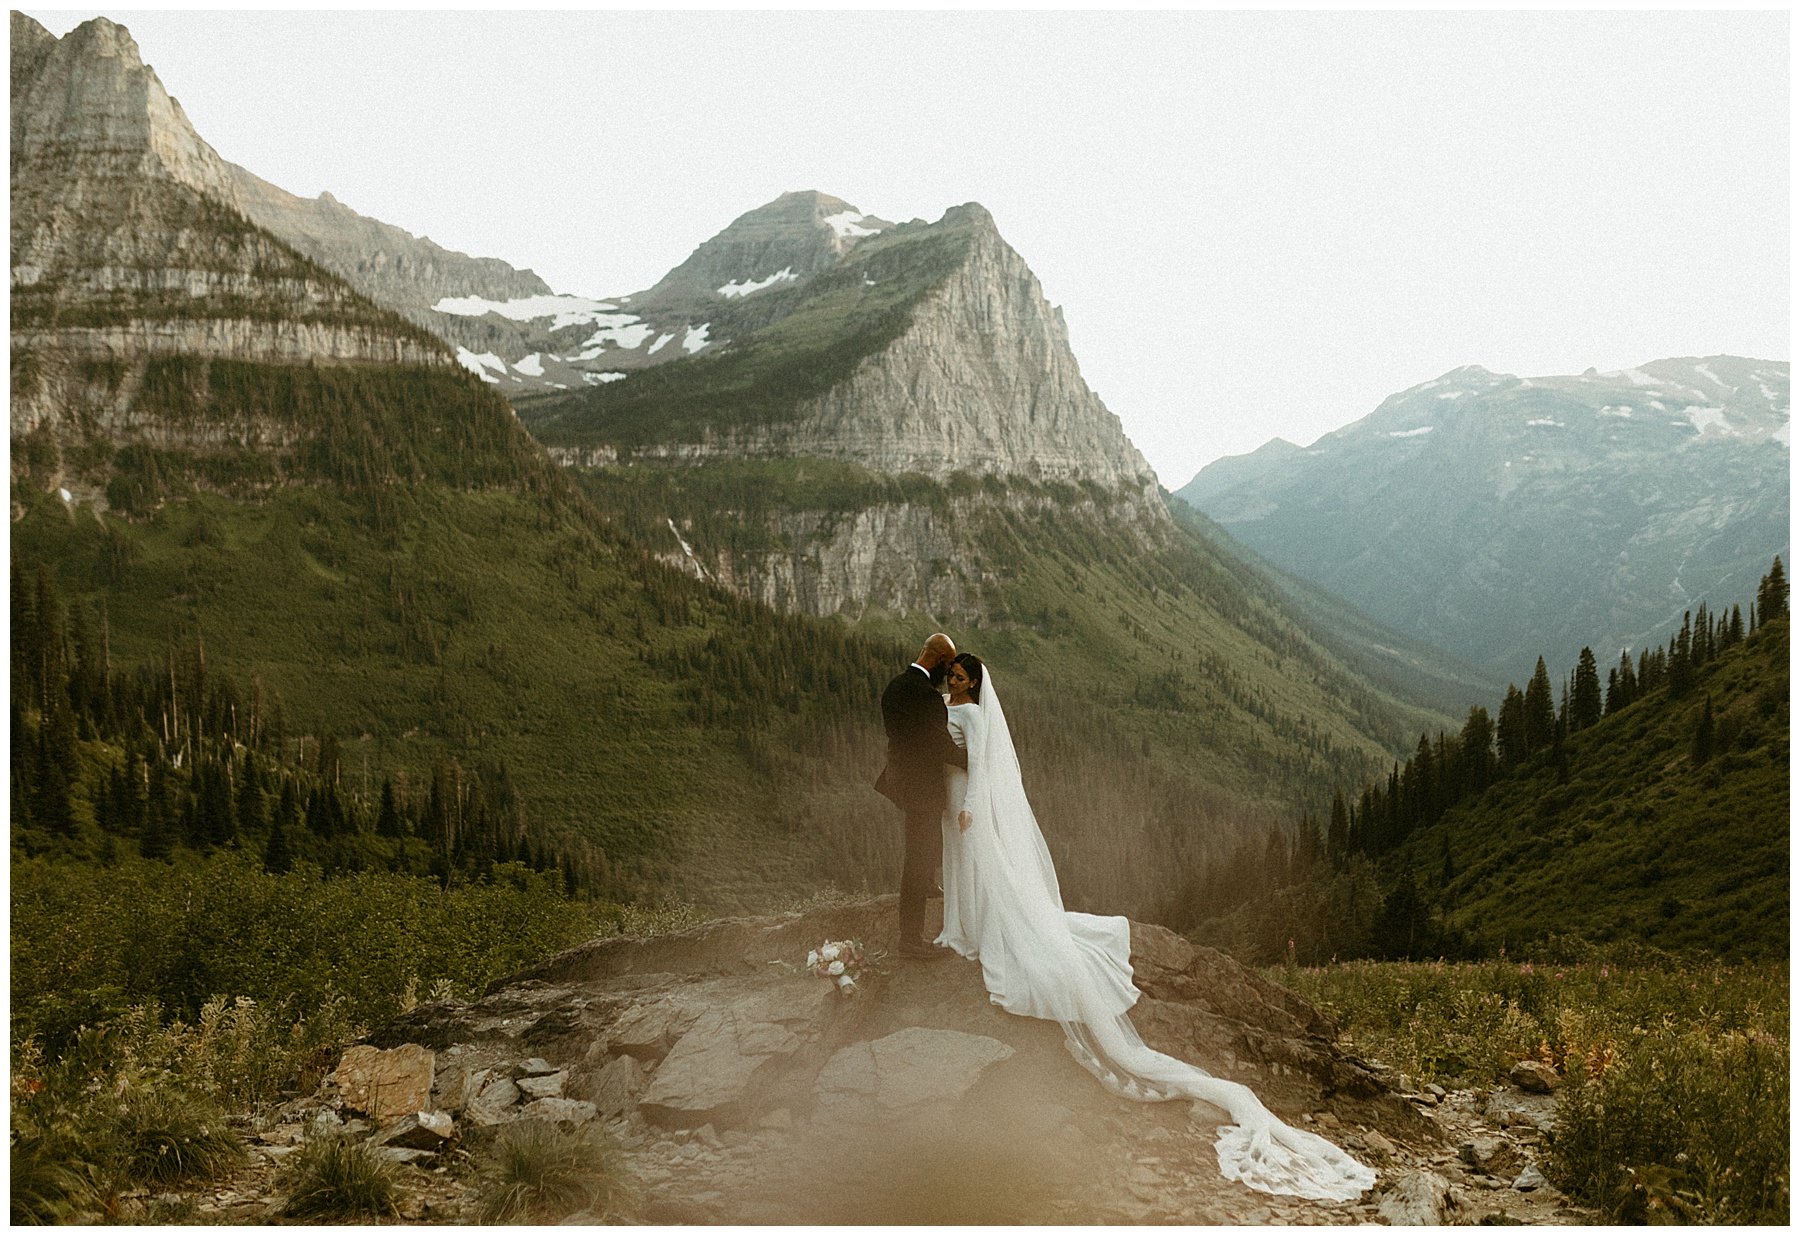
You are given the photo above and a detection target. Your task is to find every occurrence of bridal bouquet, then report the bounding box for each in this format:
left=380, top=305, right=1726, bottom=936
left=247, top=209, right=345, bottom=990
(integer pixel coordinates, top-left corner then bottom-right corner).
left=805, top=939, right=870, bottom=995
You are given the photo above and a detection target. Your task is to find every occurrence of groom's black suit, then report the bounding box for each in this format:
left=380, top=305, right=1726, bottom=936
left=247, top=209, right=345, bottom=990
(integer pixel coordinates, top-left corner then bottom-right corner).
left=877, top=663, right=968, bottom=947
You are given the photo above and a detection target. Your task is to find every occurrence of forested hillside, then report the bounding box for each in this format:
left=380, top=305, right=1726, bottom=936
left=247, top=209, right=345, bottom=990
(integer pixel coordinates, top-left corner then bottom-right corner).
left=1169, top=561, right=1789, bottom=964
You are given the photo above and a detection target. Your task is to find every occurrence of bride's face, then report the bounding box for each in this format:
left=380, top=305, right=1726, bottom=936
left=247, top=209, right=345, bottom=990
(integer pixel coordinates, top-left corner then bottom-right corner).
left=946, top=663, right=973, bottom=696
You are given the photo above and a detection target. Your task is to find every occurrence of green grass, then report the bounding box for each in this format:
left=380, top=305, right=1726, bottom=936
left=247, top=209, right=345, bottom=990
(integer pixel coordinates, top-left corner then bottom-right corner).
left=473, top=1122, right=636, bottom=1223
left=278, top=1122, right=406, bottom=1221
left=1276, top=957, right=1788, bottom=1223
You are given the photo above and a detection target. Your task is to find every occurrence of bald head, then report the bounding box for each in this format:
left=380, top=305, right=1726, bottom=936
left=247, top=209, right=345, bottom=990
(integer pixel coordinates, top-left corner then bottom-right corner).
left=917, top=632, right=956, bottom=672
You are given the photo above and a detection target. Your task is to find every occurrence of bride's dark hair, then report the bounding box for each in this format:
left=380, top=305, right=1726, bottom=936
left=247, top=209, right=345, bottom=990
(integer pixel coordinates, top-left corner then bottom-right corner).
left=953, top=652, right=985, bottom=703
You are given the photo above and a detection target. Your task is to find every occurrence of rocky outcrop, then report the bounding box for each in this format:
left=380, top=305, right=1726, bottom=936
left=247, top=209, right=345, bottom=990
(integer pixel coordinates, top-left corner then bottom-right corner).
left=303, top=895, right=1608, bottom=1224
left=10, top=14, right=453, bottom=463
left=777, top=205, right=1155, bottom=489
left=10, top=12, right=241, bottom=207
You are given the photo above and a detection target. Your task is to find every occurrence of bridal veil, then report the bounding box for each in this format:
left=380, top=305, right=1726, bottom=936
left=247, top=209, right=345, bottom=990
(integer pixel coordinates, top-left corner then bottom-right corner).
left=942, top=671, right=1376, bottom=1203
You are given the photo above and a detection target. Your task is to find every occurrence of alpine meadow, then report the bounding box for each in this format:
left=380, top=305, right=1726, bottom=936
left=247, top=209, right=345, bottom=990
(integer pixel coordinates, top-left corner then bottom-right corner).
left=10, top=11, right=1788, bottom=1228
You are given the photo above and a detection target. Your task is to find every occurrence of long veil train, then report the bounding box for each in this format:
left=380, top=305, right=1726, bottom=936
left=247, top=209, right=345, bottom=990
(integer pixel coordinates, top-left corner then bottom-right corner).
left=936, top=671, right=1375, bottom=1203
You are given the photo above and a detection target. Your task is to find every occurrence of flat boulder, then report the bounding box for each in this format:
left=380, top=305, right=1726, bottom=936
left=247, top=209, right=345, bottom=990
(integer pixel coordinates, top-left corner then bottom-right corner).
left=814, top=1027, right=1014, bottom=1124
left=637, top=978, right=834, bottom=1129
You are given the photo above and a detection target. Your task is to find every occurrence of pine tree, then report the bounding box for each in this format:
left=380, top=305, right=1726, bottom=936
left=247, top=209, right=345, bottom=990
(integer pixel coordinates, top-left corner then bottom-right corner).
left=376, top=778, right=405, bottom=838
left=141, top=760, right=174, bottom=860
left=1496, top=685, right=1529, bottom=770
left=1328, top=787, right=1350, bottom=868
left=264, top=817, right=294, bottom=874
left=1757, top=556, right=1788, bottom=623
left=1523, top=657, right=1556, bottom=753
left=1569, top=647, right=1603, bottom=733
left=1459, top=706, right=1495, bottom=792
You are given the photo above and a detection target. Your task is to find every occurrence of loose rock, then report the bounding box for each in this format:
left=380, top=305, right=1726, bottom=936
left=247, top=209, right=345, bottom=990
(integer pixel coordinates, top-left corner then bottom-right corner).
left=1378, top=1170, right=1455, bottom=1225
left=1508, top=1060, right=1560, bottom=1094
left=374, top=1110, right=455, bottom=1150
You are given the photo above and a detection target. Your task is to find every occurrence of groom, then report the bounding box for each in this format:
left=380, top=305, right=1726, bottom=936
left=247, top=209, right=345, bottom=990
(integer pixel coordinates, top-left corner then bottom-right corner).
left=876, top=632, right=967, bottom=958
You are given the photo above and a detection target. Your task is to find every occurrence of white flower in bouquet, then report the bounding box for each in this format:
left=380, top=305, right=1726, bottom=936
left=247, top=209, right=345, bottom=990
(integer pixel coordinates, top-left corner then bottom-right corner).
left=837, top=975, right=856, bottom=991
left=820, top=943, right=842, bottom=962
left=827, top=960, right=846, bottom=976
left=806, top=950, right=820, bottom=968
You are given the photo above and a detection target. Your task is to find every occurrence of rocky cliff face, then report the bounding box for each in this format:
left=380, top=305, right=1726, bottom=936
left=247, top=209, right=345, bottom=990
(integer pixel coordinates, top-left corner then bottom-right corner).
left=228, top=164, right=554, bottom=322
left=10, top=13, right=456, bottom=486
left=533, top=201, right=1158, bottom=493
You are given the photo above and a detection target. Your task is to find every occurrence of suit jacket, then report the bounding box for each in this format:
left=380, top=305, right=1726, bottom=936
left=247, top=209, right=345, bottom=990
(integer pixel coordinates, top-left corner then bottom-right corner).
left=876, top=665, right=968, bottom=817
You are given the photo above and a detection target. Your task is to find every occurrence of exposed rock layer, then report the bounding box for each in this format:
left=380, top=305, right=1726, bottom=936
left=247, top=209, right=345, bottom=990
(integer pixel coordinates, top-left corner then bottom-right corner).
left=9, top=13, right=458, bottom=484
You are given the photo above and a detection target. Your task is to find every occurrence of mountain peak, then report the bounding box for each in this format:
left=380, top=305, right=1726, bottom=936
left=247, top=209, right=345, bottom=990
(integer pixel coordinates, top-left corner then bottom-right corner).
left=640, top=190, right=893, bottom=307
left=11, top=11, right=240, bottom=207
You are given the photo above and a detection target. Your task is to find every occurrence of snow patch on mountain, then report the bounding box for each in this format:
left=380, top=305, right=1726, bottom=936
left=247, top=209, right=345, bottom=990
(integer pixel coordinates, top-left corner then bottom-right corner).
left=575, top=315, right=657, bottom=359
left=434, top=294, right=619, bottom=330
left=583, top=371, right=627, bottom=385
left=455, top=347, right=506, bottom=383
left=648, top=332, right=675, bottom=355
left=1606, top=368, right=1663, bottom=388
left=718, top=267, right=798, bottom=298
left=1693, top=363, right=1730, bottom=390
left=512, top=353, right=544, bottom=377
left=1526, top=418, right=1565, bottom=428
left=823, top=210, right=881, bottom=239
left=1389, top=426, right=1434, bottom=438
left=1686, top=407, right=1730, bottom=436
left=683, top=324, right=711, bottom=354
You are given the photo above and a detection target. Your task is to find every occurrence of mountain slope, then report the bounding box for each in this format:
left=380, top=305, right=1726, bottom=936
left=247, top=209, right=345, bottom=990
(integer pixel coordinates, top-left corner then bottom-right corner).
left=1178, top=360, right=1790, bottom=679
left=7, top=14, right=904, bottom=912
left=1167, top=493, right=1499, bottom=716
left=1393, top=611, right=1788, bottom=959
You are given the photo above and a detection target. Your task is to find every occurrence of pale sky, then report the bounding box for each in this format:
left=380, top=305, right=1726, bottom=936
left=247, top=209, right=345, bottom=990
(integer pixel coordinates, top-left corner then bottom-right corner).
left=27, top=8, right=1790, bottom=486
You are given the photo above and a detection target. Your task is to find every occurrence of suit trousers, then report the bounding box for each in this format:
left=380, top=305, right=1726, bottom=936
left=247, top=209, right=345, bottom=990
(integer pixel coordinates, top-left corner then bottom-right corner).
left=898, top=806, right=943, bottom=946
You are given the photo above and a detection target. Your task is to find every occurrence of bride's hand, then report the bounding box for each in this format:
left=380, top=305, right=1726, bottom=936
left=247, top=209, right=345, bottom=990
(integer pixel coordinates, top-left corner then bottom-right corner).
left=958, top=810, right=973, bottom=832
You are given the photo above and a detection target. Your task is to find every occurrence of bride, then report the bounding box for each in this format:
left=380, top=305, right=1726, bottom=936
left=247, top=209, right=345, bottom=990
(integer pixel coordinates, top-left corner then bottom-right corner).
left=933, top=652, right=1375, bottom=1204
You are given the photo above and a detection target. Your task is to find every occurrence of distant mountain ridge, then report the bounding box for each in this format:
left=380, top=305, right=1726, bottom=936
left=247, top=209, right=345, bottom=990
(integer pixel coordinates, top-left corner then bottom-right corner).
left=1177, top=358, right=1790, bottom=679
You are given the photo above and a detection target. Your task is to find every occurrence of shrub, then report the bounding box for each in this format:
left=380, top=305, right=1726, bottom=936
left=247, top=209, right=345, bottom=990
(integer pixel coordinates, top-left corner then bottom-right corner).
left=10, top=1130, right=93, bottom=1225
left=473, top=1121, right=635, bottom=1223
left=1548, top=1026, right=1788, bottom=1224
left=278, top=1121, right=405, bottom=1220
left=111, top=1088, right=243, bottom=1185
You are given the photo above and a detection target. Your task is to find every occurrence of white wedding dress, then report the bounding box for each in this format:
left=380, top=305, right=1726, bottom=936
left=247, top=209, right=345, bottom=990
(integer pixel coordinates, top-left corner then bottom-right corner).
left=933, top=675, right=1375, bottom=1203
